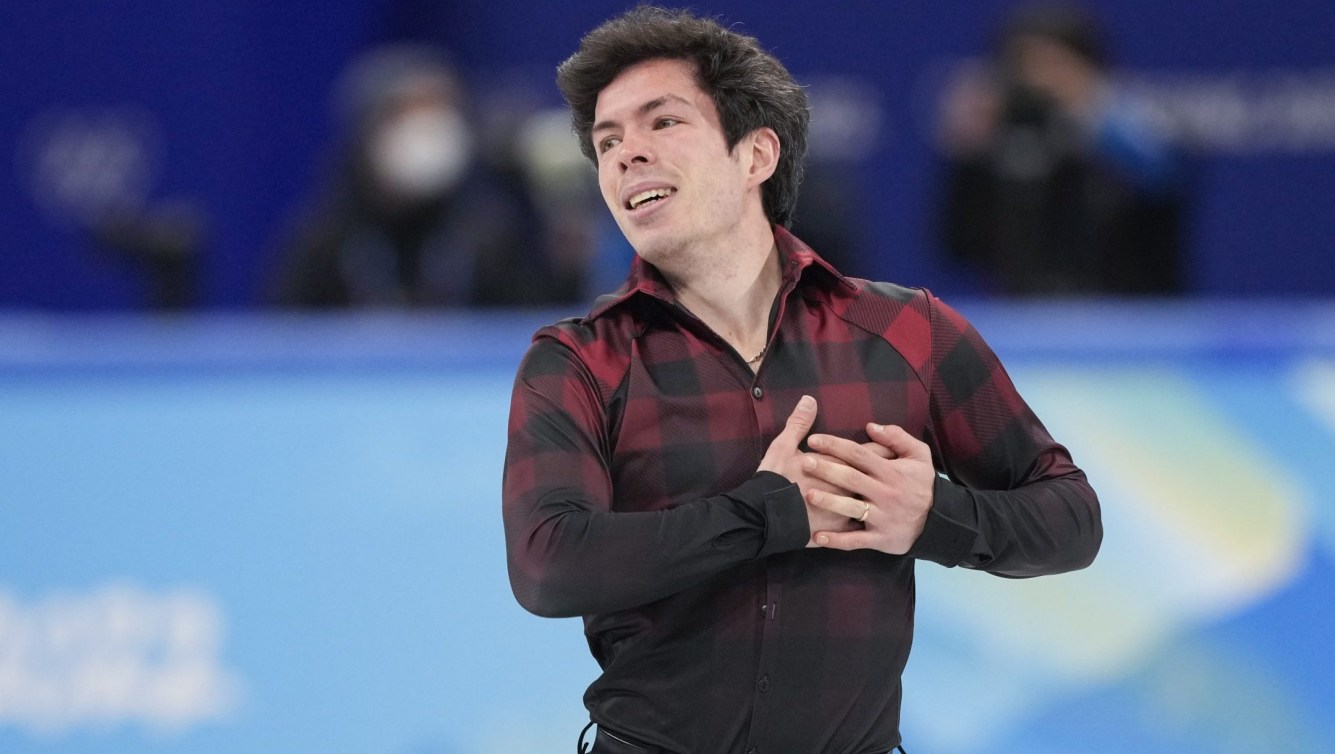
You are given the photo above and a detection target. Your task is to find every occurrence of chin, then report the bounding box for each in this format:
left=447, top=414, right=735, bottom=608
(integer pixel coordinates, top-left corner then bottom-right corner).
left=628, top=235, right=687, bottom=268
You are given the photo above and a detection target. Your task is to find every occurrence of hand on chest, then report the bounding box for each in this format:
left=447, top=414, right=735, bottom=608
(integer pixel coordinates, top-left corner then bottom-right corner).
left=609, top=329, right=928, bottom=511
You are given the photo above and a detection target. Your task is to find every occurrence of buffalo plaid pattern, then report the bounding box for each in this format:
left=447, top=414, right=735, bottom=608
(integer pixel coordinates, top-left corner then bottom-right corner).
left=503, top=227, right=1101, bottom=754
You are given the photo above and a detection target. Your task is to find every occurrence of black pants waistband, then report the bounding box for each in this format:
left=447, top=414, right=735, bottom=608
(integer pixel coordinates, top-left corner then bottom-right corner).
left=590, top=725, right=657, bottom=753
left=578, top=721, right=906, bottom=754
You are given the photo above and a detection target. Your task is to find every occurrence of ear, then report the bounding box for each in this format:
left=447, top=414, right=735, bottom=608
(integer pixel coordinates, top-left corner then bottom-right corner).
left=743, top=127, right=780, bottom=189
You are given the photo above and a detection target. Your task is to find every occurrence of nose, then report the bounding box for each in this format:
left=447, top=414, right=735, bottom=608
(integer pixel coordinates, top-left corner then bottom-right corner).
left=615, top=132, right=653, bottom=172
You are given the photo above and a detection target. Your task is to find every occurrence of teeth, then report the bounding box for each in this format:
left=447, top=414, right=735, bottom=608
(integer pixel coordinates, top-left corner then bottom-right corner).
left=628, top=188, right=674, bottom=209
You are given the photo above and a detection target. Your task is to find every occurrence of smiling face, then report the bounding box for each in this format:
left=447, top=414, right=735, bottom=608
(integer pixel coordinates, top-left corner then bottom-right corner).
left=591, top=58, right=770, bottom=272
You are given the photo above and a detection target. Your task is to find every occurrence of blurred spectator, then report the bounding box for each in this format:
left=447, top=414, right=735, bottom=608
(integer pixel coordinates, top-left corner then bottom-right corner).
left=787, top=75, right=885, bottom=279
left=511, top=106, right=607, bottom=301
left=935, top=2, right=1190, bottom=296
left=91, top=200, right=206, bottom=309
left=269, top=44, right=576, bottom=308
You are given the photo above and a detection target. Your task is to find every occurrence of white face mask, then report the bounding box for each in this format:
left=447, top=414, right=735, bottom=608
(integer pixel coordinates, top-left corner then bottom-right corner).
left=369, top=108, right=471, bottom=199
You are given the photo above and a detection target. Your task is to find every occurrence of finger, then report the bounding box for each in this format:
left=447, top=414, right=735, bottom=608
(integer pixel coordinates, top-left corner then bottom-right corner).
left=808, top=433, right=887, bottom=474
left=757, top=396, right=819, bottom=477
left=867, top=423, right=932, bottom=461
left=805, top=443, right=892, bottom=472
left=769, top=395, right=817, bottom=454
left=805, top=488, right=867, bottom=521
left=813, top=529, right=877, bottom=551
left=861, top=441, right=895, bottom=459
left=802, top=455, right=867, bottom=499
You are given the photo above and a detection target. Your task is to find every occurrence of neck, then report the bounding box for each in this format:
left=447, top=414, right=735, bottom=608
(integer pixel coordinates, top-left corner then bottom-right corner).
left=665, top=221, right=782, bottom=361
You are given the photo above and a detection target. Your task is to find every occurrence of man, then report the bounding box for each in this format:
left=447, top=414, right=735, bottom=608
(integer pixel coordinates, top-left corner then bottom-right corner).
left=502, top=7, right=1101, bottom=753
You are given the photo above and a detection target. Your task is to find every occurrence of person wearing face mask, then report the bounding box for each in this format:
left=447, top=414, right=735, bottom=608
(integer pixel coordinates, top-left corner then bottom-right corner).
left=270, top=44, right=573, bottom=308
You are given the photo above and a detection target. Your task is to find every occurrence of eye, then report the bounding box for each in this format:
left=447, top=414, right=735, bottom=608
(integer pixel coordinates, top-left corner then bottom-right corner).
left=597, top=136, right=621, bottom=154
left=654, top=117, right=680, bottom=129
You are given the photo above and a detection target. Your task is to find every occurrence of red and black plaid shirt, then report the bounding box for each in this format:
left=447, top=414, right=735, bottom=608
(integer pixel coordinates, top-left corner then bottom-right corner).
left=503, top=227, right=1101, bottom=754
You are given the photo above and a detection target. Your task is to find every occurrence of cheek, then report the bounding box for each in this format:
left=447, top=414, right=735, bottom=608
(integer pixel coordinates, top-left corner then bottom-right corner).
left=597, top=167, right=620, bottom=210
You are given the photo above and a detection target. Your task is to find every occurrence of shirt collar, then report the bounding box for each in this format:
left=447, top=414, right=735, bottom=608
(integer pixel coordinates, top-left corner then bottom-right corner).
left=585, top=225, right=855, bottom=322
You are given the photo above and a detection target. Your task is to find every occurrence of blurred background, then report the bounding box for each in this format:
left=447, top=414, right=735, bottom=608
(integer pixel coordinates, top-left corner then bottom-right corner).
left=1, top=1, right=1333, bottom=753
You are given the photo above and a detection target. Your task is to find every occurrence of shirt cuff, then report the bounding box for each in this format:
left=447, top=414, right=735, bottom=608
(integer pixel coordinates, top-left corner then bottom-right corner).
left=727, top=471, right=811, bottom=558
left=908, top=477, right=981, bottom=567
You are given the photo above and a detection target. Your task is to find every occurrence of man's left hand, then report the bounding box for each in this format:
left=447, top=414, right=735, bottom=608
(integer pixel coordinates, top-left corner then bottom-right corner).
left=802, top=423, right=936, bottom=554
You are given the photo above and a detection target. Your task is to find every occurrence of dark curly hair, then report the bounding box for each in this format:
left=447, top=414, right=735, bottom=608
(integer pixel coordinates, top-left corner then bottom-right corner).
left=556, top=5, right=810, bottom=227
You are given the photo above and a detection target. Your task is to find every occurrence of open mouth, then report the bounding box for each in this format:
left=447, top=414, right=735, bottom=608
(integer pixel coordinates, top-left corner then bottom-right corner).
left=626, top=187, right=677, bottom=210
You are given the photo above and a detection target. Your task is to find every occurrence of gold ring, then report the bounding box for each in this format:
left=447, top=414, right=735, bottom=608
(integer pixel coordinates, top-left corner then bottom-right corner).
left=855, top=501, right=870, bottom=523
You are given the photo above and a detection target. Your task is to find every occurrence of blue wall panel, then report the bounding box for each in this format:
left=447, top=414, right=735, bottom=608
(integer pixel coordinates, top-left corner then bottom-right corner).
left=2, top=2, right=1334, bottom=309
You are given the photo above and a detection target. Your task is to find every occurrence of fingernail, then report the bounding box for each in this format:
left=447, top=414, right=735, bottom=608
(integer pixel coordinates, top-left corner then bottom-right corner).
left=816, top=534, right=829, bottom=545
left=807, top=434, right=823, bottom=448
left=797, top=395, right=815, bottom=410
left=869, top=423, right=884, bottom=433
left=802, top=456, right=816, bottom=471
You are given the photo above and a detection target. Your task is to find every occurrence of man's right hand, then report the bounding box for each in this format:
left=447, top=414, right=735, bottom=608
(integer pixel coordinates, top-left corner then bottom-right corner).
left=757, top=395, right=877, bottom=545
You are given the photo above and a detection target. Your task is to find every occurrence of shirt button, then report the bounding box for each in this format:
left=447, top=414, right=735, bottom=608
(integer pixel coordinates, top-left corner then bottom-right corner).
left=757, top=674, right=771, bottom=693
left=752, top=386, right=764, bottom=400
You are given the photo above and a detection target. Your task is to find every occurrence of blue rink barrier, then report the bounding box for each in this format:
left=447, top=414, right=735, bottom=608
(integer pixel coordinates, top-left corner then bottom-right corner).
left=1, top=301, right=1333, bottom=754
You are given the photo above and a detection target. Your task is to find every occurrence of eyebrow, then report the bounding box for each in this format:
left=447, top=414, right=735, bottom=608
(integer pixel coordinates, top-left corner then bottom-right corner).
left=592, top=93, right=694, bottom=134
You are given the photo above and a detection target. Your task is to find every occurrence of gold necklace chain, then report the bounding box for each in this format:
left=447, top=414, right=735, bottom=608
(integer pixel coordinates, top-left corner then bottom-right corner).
left=746, top=347, right=766, bottom=365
